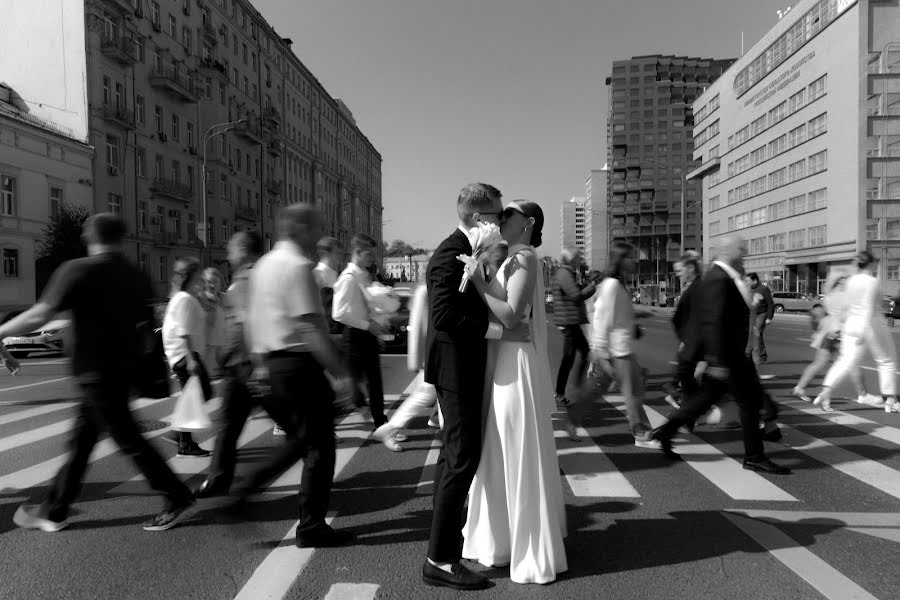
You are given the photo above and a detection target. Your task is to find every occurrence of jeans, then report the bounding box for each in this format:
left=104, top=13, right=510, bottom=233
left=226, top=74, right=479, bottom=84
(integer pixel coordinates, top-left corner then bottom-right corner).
left=555, top=325, right=590, bottom=397
left=205, top=367, right=254, bottom=490
left=751, top=314, right=768, bottom=364
left=611, top=355, right=652, bottom=437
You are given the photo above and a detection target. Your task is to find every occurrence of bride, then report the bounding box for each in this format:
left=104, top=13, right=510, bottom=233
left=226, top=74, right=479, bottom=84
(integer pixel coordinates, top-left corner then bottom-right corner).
left=461, top=200, right=568, bottom=584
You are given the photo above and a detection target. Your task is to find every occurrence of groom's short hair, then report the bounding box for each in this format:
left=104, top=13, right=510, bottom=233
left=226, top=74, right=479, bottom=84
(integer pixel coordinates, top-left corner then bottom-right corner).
left=457, top=182, right=502, bottom=218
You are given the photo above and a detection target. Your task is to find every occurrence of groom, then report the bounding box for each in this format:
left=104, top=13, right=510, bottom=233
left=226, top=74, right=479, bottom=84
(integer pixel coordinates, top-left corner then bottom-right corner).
left=421, top=183, right=525, bottom=590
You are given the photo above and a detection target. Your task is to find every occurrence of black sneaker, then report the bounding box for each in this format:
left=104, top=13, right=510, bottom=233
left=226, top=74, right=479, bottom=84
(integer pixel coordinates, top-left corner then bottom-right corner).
left=143, top=502, right=194, bottom=531
left=177, top=443, right=210, bottom=458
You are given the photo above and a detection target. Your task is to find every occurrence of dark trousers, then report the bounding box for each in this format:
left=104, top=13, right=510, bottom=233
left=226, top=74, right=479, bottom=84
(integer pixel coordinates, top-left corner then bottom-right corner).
left=427, top=385, right=484, bottom=563
left=657, top=356, right=769, bottom=461
left=751, top=313, right=768, bottom=363
left=238, top=352, right=336, bottom=535
left=171, top=352, right=212, bottom=449
left=44, top=371, right=193, bottom=522
left=556, top=325, right=590, bottom=396
left=343, top=328, right=385, bottom=426
left=206, top=368, right=254, bottom=490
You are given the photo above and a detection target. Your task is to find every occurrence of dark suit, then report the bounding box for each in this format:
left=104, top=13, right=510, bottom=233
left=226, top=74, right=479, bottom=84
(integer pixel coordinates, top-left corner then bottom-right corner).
left=424, top=229, right=489, bottom=563
left=670, top=278, right=703, bottom=400
left=659, top=264, right=769, bottom=460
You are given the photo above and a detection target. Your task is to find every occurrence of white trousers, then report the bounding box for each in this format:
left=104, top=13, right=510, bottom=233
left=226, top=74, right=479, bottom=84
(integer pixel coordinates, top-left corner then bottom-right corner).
left=388, top=370, right=442, bottom=429
left=823, top=323, right=898, bottom=396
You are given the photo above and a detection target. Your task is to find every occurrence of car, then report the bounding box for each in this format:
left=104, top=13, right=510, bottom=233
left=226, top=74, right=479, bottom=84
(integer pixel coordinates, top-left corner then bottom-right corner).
left=1, top=317, right=71, bottom=358
left=378, top=287, right=414, bottom=354
left=544, top=292, right=554, bottom=313
left=771, top=292, right=822, bottom=313
left=884, top=295, right=900, bottom=327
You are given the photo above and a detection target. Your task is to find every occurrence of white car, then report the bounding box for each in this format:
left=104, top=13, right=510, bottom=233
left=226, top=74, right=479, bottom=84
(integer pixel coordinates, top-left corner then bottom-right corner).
left=1, top=318, right=71, bottom=357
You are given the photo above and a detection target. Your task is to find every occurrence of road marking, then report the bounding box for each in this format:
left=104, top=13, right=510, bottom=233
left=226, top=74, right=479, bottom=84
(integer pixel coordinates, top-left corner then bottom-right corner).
left=605, top=395, right=797, bottom=502
left=0, top=401, right=78, bottom=427
left=0, top=376, right=72, bottom=396
left=783, top=400, right=900, bottom=446
left=322, top=583, right=380, bottom=600
left=415, top=436, right=441, bottom=495
left=847, top=528, right=900, bottom=543
left=723, top=512, right=879, bottom=600
left=555, top=424, right=640, bottom=498
left=729, top=509, right=900, bottom=527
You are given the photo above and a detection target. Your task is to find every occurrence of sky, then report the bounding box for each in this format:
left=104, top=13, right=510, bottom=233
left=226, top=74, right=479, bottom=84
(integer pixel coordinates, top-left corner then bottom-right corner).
left=254, top=0, right=791, bottom=256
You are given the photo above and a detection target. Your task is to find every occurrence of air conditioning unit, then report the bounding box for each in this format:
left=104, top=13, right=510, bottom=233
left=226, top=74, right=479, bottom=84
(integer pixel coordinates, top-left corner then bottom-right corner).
left=108, top=165, right=120, bottom=176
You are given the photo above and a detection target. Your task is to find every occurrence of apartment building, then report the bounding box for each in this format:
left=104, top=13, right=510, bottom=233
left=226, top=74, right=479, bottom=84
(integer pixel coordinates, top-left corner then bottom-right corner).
left=584, top=167, right=609, bottom=271
left=560, top=196, right=586, bottom=255
left=691, top=0, right=900, bottom=294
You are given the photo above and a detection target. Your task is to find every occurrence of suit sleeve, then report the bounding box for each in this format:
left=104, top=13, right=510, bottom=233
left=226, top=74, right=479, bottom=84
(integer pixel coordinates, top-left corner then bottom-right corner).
left=428, top=242, right=488, bottom=338
left=700, top=276, right=729, bottom=368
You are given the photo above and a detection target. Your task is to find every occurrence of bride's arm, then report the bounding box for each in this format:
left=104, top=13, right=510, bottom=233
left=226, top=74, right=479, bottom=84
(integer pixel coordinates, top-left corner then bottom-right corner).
left=472, top=250, right=536, bottom=330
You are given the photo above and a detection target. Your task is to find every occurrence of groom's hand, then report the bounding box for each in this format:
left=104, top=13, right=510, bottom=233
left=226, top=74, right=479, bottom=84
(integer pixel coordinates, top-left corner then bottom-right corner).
left=501, top=322, right=531, bottom=343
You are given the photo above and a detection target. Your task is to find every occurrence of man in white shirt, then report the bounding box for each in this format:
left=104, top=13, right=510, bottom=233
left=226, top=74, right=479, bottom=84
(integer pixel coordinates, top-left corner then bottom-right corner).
left=238, top=204, right=355, bottom=548
left=314, top=236, right=344, bottom=337
left=333, top=233, right=388, bottom=426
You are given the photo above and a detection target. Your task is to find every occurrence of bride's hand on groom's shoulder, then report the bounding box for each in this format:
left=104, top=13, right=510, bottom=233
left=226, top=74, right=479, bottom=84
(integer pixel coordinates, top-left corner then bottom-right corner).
left=501, top=322, right=530, bottom=343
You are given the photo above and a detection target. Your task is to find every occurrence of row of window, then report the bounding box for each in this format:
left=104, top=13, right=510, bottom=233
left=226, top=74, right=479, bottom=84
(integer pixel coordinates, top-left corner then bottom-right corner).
left=694, top=120, right=719, bottom=148
left=694, top=94, right=720, bottom=127
left=720, top=150, right=827, bottom=208
left=726, top=113, right=827, bottom=179
left=0, top=175, right=65, bottom=220
left=747, top=226, right=828, bottom=255
left=709, top=188, right=828, bottom=236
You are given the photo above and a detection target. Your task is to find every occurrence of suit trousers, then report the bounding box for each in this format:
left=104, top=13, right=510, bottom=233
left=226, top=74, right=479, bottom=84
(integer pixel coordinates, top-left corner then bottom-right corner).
left=344, top=328, right=386, bottom=426
left=44, top=371, right=193, bottom=522
left=238, top=352, right=336, bottom=535
left=205, top=368, right=254, bottom=490
left=658, top=356, right=767, bottom=461
left=823, top=325, right=898, bottom=396
left=427, top=384, right=484, bottom=563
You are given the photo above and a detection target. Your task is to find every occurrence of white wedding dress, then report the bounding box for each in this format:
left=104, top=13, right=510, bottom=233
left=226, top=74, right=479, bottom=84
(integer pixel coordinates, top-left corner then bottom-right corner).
left=461, top=244, right=568, bottom=584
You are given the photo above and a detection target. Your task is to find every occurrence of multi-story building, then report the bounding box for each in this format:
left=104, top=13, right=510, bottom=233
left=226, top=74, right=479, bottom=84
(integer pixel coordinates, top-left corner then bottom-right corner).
left=605, top=55, right=734, bottom=290
left=383, top=253, right=430, bottom=283
left=2, top=0, right=381, bottom=297
left=584, top=167, right=608, bottom=271
left=691, top=0, right=900, bottom=295
left=0, top=84, right=94, bottom=311
left=560, top=196, right=586, bottom=255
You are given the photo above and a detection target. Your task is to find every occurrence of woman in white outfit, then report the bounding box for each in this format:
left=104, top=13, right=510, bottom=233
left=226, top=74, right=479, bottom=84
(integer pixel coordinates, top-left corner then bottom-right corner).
left=814, top=251, right=900, bottom=413
left=462, top=200, right=567, bottom=585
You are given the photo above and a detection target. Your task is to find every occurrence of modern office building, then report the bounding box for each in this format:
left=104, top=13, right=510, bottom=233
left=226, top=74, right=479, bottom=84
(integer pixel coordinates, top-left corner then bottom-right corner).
left=606, top=55, right=734, bottom=290
left=584, top=167, right=609, bottom=271
left=1, top=0, right=382, bottom=297
left=0, top=84, right=94, bottom=311
left=560, top=196, right=586, bottom=255
left=691, top=0, right=900, bottom=295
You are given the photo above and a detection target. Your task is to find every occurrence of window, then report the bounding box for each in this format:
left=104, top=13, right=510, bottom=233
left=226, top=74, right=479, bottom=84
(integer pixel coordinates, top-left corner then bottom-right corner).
left=788, top=194, right=806, bottom=215
left=171, top=160, right=180, bottom=184
left=789, top=159, right=807, bottom=183
left=139, top=201, right=148, bottom=231
left=768, top=101, right=787, bottom=125
left=808, top=225, right=826, bottom=246
left=155, top=206, right=164, bottom=233
left=107, top=192, right=122, bottom=214
left=750, top=175, right=767, bottom=196
left=750, top=237, right=767, bottom=254
left=788, top=124, right=805, bottom=148
left=133, top=37, right=145, bottom=63
left=158, top=256, right=168, bottom=283
left=150, top=1, right=160, bottom=26
left=154, top=105, right=163, bottom=133
left=187, top=166, right=194, bottom=191
left=183, top=26, right=192, bottom=53
left=750, top=115, right=766, bottom=136
left=768, top=233, right=787, bottom=252
left=768, top=134, right=787, bottom=157
left=808, top=113, right=827, bottom=137
left=219, top=82, right=226, bottom=105
left=788, top=229, right=806, bottom=249
left=735, top=212, right=749, bottom=229
left=186, top=122, right=194, bottom=147
left=710, top=220, right=721, bottom=236
left=808, top=187, right=827, bottom=210
left=102, top=76, right=110, bottom=106
left=168, top=14, right=176, bottom=37
left=788, top=88, right=806, bottom=113
left=136, top=95, right=145, bottom=125
left=808, top=150, right=827, bottom=174
left=709, top=195, right=721, bottom=211
left=751, top=208, right=766, bottom=226
left=154, top=154, right=163, bottom=180
left=768, top=199, right=787, bottom=221
left=106, top=135, right=120, bottom=169
left=47, top=185, right=63, bottom=220
left=1, top=248, right=18, bottom=278
left=171, top=114, right=180, bottom=142
left=808, top=75, right=826, bottom=101
left=750, top=146, right=766, bottom=166
left=221, top=219, right=228, bottom=243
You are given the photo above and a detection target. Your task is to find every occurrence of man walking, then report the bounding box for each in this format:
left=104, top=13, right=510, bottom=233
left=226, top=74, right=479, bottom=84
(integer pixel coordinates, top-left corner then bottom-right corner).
left=747, top=272, right=774, bottom=364
left=664, top=251, right=704, bottom=411
left=196, top=231, right=262, bottom=497
left=552, top=248, right=596, bottom=405
left=314, top=236, right=344, bottom=335
left=3, top=213, right=195, bottom=532
left=651, top=234, right=791, bottom=475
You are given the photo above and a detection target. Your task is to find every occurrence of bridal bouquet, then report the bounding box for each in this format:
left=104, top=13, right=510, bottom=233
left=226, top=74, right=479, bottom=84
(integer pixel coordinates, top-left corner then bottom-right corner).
left=367, top=282, right=401, bottom=327
left=457, top=222, right=503, bottom=292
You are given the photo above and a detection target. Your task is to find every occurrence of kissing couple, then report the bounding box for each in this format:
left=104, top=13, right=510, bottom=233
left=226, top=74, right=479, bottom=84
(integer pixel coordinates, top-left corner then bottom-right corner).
left=421, top=182, right=567, bottom=590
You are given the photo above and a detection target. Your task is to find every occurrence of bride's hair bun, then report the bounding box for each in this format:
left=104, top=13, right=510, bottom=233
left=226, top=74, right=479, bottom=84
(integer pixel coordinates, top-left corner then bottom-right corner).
left=512, top=200, right=544, bottom=248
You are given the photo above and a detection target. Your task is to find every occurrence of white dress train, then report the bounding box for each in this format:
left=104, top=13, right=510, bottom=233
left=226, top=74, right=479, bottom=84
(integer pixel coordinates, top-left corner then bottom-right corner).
left=461, top=245, right=568, bottom=584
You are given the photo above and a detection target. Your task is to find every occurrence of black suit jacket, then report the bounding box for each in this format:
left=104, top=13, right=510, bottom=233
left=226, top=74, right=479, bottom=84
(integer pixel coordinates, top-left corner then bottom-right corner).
left=681, top=264, right=750, bottom=369
left=424, top=229, right=489, bottom=392
left=672, top=277, right=703, bottom=351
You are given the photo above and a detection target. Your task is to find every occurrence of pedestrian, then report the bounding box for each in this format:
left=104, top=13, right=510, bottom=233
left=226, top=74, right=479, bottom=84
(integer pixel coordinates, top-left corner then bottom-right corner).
left=195, top=231, right=262, bottom=498
left=4, top=213, right=195, bottom=532
left=199, top=266, right=226, bottom=379
left=314, top=236, right=344, bottom=335
left=650, top=234, right=791, bottom=474
left=552, top=247, right=597, bottom=407
left=237, top=203, right=354, bottom=548
left=162, top=257, right=213, bottom=457
left=590, top=241, right=656, bottom=448
left=0, top=340, right=20, bottom=375
left=814, top=251, right=900, bottom=412
left=747, top=272, right=775, bottom=364
left=792, top=277, right=867, bottom=404
left=663, top=252, right=704, bottom=414
left=333, top=233, right=388, bottom=427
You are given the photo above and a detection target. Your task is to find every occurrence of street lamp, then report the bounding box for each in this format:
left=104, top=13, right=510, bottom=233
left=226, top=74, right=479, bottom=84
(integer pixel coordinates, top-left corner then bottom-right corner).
left=199, top=118, right=247, bottom=265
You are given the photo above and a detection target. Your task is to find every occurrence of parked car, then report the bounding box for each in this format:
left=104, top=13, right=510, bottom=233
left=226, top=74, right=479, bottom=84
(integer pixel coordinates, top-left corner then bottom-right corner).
left=884, top=295, right=900, bottom=327
left=1, top=316, right=71, bottom=358
left=771, top=292, right=822, bottom=313
left=378, top=287, right=414, bottom=354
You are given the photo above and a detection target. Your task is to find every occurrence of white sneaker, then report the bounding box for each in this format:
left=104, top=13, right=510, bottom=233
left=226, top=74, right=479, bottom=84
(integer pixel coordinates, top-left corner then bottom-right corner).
left=393, top=432, right=408, bottom=442
left=374, top=423, right=402, bottom=451
left=859, top=395, right=885, bottom=407
left=704, top=405, right=723, bottom=425
left=886, top=399, right=900, bottom=414
left=13, top=504, right=68, bottom=532
left=272, top=424, right=286, bottom=436
left=634, top=437, right=662, bottom=450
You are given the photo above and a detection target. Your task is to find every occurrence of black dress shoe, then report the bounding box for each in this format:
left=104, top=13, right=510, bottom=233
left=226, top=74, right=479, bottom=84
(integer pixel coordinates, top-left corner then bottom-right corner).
left=743, top=458, right=791, bottom=474
left=295, top=526, right=355, bottom=548
left=195, top=477, right=229, bottom=498
left=650, top=427, right=677, bottom=459
left=762, top=427, right=783, bottom=442
left=422, top=561, right=491, bottom=591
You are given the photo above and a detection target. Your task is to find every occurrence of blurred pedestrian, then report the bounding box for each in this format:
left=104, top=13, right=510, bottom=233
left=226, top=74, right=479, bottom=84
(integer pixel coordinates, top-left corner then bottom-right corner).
left=663, top=252, right=703, bottom=413
left=333, top=233, right=387, bottom=427
left=747, top=273, right=775, bottom=364
left=200, top=266, right=226, bottom=378
left=0, top=341, right=20, bottom=375
left=552, top=248, right=597, bottom=408
left=314, top=236, right=344, bottom=336
left=238, top=203, right=354, bottom=548
left=162, top=257, right=212, bottom=457
left=3, top=213, right=194, bottom=532
left=195, top=231, right=262, bottom=497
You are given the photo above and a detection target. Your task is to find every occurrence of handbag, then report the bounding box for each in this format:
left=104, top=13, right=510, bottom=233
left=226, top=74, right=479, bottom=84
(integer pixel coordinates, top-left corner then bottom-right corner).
left=170, top=375, right=212, bottom=432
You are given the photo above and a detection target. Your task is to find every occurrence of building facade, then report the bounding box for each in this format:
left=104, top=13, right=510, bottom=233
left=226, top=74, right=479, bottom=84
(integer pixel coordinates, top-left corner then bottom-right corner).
left=383, top=253, right=430, bottom=283
left=0, top=85, right=94, bottom=311
left=560, top=195, right=585, bottom=255
left=691, top=0, right=900, bottom=295
left=3, top=0, right=382, bottom=297
left=583, top=167, right=608, bottom=271
left=606, top=55, right=735, bottom=290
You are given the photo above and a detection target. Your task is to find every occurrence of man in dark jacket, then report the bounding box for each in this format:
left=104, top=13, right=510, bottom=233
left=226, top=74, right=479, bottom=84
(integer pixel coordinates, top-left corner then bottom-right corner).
left=747, top=272, right=775, bottom=364
left=664, top=251, right=703, bottom=408
left=552, top=248, right=597, bottom=403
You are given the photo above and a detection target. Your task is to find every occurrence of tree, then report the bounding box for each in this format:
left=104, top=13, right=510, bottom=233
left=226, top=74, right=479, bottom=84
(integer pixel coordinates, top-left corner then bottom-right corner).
left=384, top=239, right=428, bottom=257
left=35, top=201, right=91, bottom=297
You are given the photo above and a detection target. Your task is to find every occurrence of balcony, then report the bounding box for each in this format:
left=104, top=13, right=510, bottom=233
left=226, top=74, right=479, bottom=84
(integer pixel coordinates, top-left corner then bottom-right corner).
left=611, top=205, right=626, bottom=216
left=234, top=120, right=263, bottom=144
left=152, top=231, right=180, bottom=247
left=639, top=202, right=653, bottom=212
left=266, top=139, right=283, bottom=156
left=198, top=57, right=226, bottom=75
left=102, top=0, right=134, bottom=13
left=150, top=178, right=193, bottom=203
left=235, top=205, right=260, bottom=222
left=686, top=157, right=721, bottom=181
left=149, top=67, right=198, bottom=103
left=612, top=182, right=626, bottom=193
left=188, top=236, right=204, bottom=248
left=100, top=35, right=135, bottom=64
left=265, top=179, right=283, bottom=195
left=101, top=105, right=135, bottom=130
left=201, top=22, right=218, bottom=43
left=262, top=106, right=281, bottom=126
left=611, top=159, right=626, bottom=170
left=611, top=227, right=626, bottom=238
left=640, top=179, right=654, bottom=189
left=626, top=181, right=640, bottom=191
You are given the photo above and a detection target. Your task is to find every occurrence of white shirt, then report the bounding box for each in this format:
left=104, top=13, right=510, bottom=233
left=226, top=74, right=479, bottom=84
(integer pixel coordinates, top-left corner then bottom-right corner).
left=714, top=261, right=752, bottom=308
left=162, top=291, right=207, bottom=367
left=842, top=272, right=884, bottom=338
left=333, top=263, right=373, bottom=331
left=248, top=240, right=321, bottom=354
left=313, top=262, right=338, bottom=289
left=591, top=278, right=634, bottom=358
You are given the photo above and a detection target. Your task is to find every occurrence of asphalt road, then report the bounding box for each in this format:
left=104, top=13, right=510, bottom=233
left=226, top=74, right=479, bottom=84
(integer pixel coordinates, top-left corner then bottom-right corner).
left=2, top=313, right=900, bottom=600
